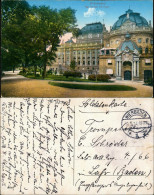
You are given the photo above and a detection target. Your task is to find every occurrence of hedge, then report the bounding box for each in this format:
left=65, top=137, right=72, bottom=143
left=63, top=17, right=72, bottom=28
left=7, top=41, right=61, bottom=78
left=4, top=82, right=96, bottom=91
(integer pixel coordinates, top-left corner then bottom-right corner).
left=88, top=74, right=111, bottom=82
left=63, top=71, right=82, bottom=78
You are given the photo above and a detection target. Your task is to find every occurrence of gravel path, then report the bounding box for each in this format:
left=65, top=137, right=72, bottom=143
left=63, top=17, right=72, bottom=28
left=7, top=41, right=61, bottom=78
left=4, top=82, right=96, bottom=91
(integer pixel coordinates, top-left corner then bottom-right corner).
left=1, top=71, right=153, bottom=97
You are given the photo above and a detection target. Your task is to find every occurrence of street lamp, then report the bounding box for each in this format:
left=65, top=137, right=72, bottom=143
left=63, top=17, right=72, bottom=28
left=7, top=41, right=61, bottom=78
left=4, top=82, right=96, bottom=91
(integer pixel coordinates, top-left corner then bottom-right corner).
left=95, top=68, right=98, bottom=82
left=82, top=67, right=86, bottom=79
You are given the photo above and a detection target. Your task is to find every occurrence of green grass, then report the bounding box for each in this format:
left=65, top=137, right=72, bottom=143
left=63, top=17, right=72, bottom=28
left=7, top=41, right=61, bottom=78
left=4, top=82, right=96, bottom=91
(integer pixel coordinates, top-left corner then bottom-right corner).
left=49, top=82, right=137, bottom=91
left=24, top=74, right=114, bottom=83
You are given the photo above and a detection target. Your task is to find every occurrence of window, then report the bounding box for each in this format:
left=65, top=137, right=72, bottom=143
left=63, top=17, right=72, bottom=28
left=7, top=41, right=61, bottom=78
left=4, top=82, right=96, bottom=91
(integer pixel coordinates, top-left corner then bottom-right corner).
left=145, top=47, right=148, bottom=54
left=145, top=59, right=151, bottom=65
left=150, top=39, right=153, bottom=45
left=78, top=51, right=80, bottom=54
left=146, top=38, right=149, bottom=43
left=88, top=61, right=90, bottom=65
left=108, top=59, right=112, bottom=65
left=83, top=57, right=85, bottom=59
left=106, top=50, right=110, bottom=55
left=138, top=38, right=142, bottom=43
left=139, top=47, right=142, bottom=54
left=78, top=61, right=80, bottom=65
left=83, top=51, right=85, bottom=54
left=93, top=61, right=95, bottom=65
left=116, top=40, right=119, bottom=44
left=98, top=61, right=99, bottom=65
left=88, top=51, right=90, bottom=54
left=83, top=61, right=85, bottom=65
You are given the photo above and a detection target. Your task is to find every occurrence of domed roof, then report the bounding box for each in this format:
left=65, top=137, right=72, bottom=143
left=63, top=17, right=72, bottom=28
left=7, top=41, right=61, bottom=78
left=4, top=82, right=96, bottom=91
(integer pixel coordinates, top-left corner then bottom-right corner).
left=118, top=40, right=139, bottom=51
left=112, top=9, right=149, bottom=30
left=80, top=22, right=103, bottom=34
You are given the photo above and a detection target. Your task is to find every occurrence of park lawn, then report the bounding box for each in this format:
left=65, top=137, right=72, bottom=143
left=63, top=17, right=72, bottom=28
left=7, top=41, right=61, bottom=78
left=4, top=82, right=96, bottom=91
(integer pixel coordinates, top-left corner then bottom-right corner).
left=24, top=74, right=114, bottom=83
left=49, top=82, right=137, bottom=91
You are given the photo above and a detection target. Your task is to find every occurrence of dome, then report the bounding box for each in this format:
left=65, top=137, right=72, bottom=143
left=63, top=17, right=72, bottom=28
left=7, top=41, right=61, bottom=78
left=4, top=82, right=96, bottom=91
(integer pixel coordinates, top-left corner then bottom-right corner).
left=118, top=40, right=139, bottom=51
left=80, top=22, right=103, bottom=35
left=112, top=9, right=149, bottom=30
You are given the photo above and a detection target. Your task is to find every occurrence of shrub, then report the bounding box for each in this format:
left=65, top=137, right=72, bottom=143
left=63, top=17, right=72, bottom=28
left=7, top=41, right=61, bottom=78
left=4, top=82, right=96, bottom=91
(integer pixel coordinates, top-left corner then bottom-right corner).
left=19, top=71, right=25, bottom=75
left=47, top=69, right=53, bottom=74
left=1, top=72, right=5, bottom=77
left=36, top=74, right=40, bottom=77
left=88, top=74, right=96, bottom=81
left=63, top=71, right=82, bottom=78
left=88, top=74, right=111, bottom=82
left=97, top=74, right=111, bottom=81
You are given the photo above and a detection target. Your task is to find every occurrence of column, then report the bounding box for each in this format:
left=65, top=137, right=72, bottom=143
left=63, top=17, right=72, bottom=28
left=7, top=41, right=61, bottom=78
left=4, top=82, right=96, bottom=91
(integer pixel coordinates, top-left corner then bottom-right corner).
left=95, top=49, right=97, bottom=66
left=119, top=61, right=121, bottom=76
left=61, top=52, right=63, bottom=65
left=76, top=51, right=77, bottom=65
left=85, top=50, right=87, bottom=66
left=133, top=61, right=135, bottom=80
left=90, top=50, right=92, bottom=66
left=80, top=51, right=82, bottom=66
left=116, top=61, right=118, bottom=77
left=137, top=61, right=139, bottom=77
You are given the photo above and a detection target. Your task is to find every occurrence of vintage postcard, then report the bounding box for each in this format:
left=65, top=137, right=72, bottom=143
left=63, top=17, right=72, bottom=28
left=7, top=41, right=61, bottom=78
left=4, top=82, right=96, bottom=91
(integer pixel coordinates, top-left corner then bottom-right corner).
left=1, top=0, right=153, bottom=97
left=1, top=0, right=153, bottom=195
left=1, top=98, right=153, bottom=194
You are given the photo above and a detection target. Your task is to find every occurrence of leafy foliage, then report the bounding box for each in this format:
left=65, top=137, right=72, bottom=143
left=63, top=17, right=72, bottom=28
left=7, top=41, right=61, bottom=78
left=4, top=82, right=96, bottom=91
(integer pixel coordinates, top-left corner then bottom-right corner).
left=70, top=60, right=76, bottom=70
left=63, top=71, right=82, bottom=78
left=88, top=74, right=111, bottom=82
left=2, top=1, right=77, bottom=78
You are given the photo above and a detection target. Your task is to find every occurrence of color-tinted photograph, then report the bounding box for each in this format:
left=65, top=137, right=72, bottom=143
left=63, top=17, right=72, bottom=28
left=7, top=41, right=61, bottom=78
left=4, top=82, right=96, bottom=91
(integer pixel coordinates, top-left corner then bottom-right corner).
left=1, top=0, right=153, bottom=97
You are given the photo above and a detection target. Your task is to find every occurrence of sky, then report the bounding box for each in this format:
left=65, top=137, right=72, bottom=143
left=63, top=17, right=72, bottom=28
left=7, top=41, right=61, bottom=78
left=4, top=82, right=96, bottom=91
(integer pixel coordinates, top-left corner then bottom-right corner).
left=28, top=0, right=153, bottom=30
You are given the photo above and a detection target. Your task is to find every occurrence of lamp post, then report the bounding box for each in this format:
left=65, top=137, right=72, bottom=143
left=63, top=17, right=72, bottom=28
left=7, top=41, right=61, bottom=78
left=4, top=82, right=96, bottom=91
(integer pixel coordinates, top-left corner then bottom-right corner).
left=95, top=68, right=98, bottom=82
left=82, top=67, right=86, bottom=79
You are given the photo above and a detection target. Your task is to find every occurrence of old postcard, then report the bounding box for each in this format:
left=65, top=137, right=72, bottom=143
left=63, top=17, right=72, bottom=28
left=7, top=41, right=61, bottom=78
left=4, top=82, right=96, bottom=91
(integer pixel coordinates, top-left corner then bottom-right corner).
left=1, top=98, right=153, bottom=194
left=1, top=0, right=153, bottom=195
left=1, top=0, right=153, bottom=97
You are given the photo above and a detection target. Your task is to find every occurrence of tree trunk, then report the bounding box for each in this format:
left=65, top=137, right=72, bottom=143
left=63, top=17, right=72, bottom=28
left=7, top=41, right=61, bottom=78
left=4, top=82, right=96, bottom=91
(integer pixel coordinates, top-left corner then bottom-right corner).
left=34, top=65, right=37, bottom=77
left=42, top=42, right=47, bottom=79
left=13, top=65, right=15, bottom=73
left=25, top=52, right=29, bottom=68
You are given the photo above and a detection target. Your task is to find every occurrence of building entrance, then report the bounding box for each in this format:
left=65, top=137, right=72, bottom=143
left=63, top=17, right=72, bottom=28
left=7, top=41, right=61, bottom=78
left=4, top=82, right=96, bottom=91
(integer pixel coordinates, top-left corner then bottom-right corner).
left=124, top=71, right=131, bottom=80
left=144, top=70, right=152, bottom=81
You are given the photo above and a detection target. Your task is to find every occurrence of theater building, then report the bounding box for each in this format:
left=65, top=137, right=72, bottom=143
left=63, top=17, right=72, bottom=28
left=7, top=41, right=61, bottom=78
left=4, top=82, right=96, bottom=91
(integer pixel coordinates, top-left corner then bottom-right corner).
left=99, top=9, right=153, bottom=81
left=50, top=9, right=153, bottom=81
left=50, top=22, right=107, bottom=77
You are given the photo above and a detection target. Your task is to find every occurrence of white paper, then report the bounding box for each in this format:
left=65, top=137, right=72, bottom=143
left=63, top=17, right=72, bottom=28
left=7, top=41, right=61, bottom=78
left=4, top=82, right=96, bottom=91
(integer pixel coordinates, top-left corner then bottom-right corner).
left=1, top=98, right=153, bottom=194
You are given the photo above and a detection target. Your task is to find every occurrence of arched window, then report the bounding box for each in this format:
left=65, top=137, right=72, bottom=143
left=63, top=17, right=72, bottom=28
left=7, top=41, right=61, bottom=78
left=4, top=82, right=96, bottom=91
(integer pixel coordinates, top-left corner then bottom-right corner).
left=139, top=47, right=142, bottom=54
left=146, top=38, right=149, bottom=43
left=145, top=47, right=148, bottom=54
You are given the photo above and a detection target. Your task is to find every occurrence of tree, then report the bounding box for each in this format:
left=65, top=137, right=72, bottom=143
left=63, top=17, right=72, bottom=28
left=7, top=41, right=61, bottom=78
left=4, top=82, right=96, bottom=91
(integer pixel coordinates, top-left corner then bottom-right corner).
left=70, top=60, right=76, bottom=70
left=2, top=0, right=32, bottom=71
left=2, top=1, right=78, bottom=77
left=32, top=6, right=77, bottom=78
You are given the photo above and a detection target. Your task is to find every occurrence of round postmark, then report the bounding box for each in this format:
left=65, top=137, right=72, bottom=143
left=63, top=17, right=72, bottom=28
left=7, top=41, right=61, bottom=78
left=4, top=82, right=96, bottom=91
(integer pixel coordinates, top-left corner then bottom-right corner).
left=121, top=108, right=152, bottom=139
